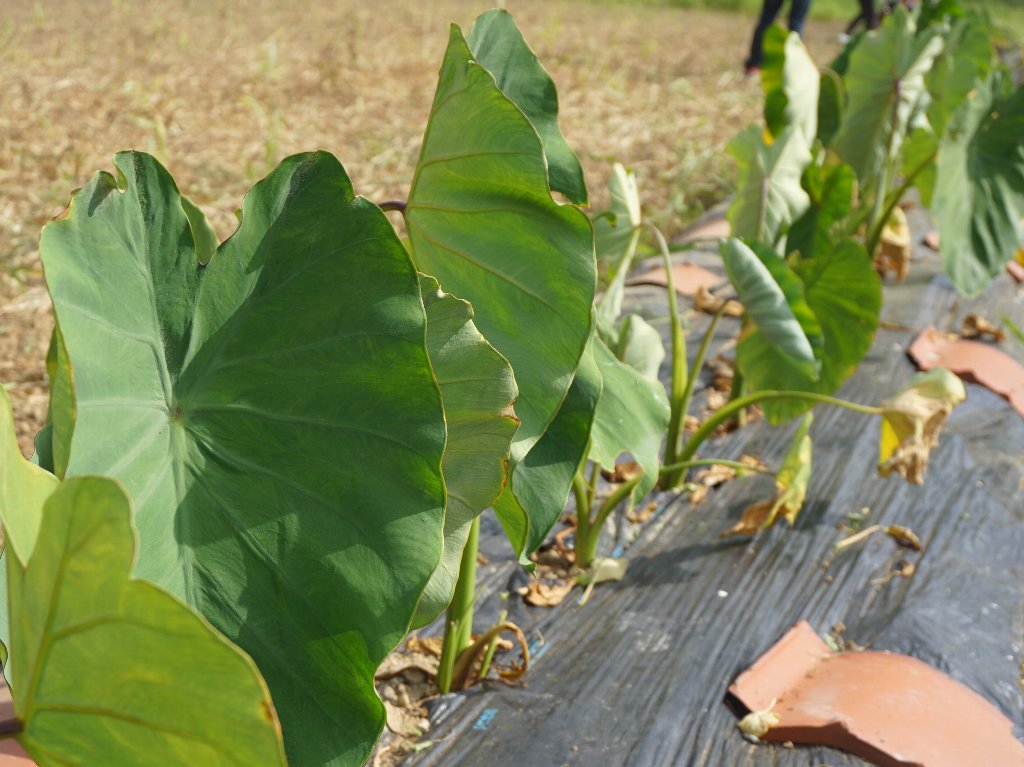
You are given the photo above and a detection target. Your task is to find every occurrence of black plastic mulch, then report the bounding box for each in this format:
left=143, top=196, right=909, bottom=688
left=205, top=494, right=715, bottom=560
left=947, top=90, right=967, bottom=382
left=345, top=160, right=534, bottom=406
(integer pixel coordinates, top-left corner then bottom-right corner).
left=403, top=210, right=1024, bottom=766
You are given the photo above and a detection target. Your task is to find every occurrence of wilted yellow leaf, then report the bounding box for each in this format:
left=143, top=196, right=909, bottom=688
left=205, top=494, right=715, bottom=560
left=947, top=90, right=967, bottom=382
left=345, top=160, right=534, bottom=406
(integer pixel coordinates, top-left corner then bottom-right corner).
left=723, top=414, right=812, bottom=536
left=878, top=369, right=966, bottom=484
left=876, top=206, right=911, bottom=281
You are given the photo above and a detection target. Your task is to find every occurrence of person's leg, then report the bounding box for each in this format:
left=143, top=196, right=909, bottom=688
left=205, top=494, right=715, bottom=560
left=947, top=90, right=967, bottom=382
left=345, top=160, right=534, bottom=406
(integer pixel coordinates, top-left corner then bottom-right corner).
left=746, top=0, right=785, bottom=70
left=861, top=0, right=879, bottom=29
left=787, top=0, right=812, bottom=35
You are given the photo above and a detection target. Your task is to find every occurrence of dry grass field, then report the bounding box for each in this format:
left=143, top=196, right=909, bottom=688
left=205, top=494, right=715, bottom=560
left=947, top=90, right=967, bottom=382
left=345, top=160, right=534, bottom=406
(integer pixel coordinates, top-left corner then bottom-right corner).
left=0, top=0, right=843, bottom=454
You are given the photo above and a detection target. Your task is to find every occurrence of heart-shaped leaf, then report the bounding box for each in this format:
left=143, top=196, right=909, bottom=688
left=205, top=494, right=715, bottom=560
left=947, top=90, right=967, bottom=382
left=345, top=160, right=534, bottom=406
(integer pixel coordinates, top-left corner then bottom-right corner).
left=720, top=238, right=822, bottom=379
left=588, top=337, right=671, bottom=502
left=412, top=274, right=518, bottom=627
left=727, top=125, right=811, bottom=245
left=4, top=476, right=287, bottom=767
left=467, top=9, right=587, bottom=204
left=40, top=151, right=447, bottom=767
left=761, top=27, right=819, bottom=146
left=831, top=8, right=943, bottom=195
left=728, top=238, right=881, bottom=424
left=787, top=158, right=856, bottom=263
left=494, top=344, right=601, bottom=559
left=934, top=72, right=1024, bottom=297
left=406, top=25, right=595, bottom=459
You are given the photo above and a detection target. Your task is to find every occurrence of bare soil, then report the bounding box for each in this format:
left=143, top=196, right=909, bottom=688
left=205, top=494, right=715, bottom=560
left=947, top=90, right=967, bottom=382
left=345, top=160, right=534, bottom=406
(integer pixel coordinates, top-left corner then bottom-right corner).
left=0, top=0, right=841, bottom=454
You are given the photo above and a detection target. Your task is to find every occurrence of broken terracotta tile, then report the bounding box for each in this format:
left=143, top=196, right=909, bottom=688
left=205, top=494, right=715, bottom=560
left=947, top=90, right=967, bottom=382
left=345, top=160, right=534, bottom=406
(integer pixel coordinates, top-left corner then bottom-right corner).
left=625, top=262, right=723, bottom=296
left=675, top=214, right=731, bottom=244
left=908, top=326, right=1024, bottom=418
left=729, top=621, right=1024, bottom=767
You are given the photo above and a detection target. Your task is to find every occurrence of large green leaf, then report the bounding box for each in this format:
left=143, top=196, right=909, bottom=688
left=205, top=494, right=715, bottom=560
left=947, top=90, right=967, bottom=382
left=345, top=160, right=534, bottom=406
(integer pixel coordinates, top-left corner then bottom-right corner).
left=588, top=337, right=670, bottom=501
left=720, top=238, right=822, bottom=379
left=787, top=158, right=856, bottom=263
left=761, top=27, right=819, bottom=146
left=4, top=477, right=287, bottom=767
left=727, top=125, right=811, bottom=245
left=40, top=151, right=447, bottom=767
left=0, top=388, right=57, bottom=563
left=934, top=72, right=1024, bottom=297
left=831, top=8, right=943, bottom=194
left=494, top=344, right=601, bottom=558
left=412, top=274, right=518, bottom=627
left=406, top=26, right=595, bottom=460
left=817, top=69, right=844, bottom=148
left=733, top=239, right=881, bottom=423
left=926, top=16, right=994, bottom=138
left=467, top=9, right=587, bottom=205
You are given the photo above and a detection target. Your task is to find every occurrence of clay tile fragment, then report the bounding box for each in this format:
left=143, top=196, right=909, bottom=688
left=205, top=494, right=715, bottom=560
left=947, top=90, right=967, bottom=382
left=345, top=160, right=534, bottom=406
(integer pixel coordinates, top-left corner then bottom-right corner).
left=675, top=214, right=731, bottom=244
left=729, top=621, right=1024, bottom=767
left=908, top=326, right=1024, bottom=418
left=625, top=262, right=724, bottom=297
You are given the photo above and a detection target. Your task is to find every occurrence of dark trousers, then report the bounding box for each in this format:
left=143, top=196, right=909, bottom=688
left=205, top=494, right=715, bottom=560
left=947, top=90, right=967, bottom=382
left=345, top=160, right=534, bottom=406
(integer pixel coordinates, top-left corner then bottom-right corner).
left=745, top=0, right=812, bottom=69
left=846, top=0, right=878, bottom=34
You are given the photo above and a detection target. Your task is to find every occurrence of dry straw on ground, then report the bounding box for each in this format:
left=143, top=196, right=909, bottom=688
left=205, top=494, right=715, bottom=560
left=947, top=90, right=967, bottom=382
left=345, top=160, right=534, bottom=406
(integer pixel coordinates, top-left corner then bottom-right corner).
left=0, top=0, right=840, bottom=454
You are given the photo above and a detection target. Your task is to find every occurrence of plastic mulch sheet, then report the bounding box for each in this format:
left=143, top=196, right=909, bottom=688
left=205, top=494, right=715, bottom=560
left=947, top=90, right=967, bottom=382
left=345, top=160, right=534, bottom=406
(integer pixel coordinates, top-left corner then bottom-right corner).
left=404, top=213, right=1024, bottom=766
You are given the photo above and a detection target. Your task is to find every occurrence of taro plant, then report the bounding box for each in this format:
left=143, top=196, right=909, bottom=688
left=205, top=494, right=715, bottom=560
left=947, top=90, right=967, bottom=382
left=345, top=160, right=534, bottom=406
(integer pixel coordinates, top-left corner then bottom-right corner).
left=6, top=7, right=982, bottom=766
left=21, top=8, right=597, bottom=759
left=719, top=1, right=1023, bottom=427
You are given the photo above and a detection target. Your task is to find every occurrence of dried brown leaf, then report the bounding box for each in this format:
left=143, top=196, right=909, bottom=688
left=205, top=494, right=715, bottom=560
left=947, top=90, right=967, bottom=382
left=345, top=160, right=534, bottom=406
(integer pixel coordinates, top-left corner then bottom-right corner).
left=516, top=580, right=575, bottom=607
left=693, top=285, right=743, bottom=317
left=626, top=500, right=658, bottom=523
left=709, top=354, right=735, bottom=392
left=961, top=314, right=1006, bottom=342
left=404, top=636, right=444, bottom=658
left=885, top=525, right=923, bottom=551
left=722, top=415, right=812, bottom=536
left=602, top=460, right=644, bottom=483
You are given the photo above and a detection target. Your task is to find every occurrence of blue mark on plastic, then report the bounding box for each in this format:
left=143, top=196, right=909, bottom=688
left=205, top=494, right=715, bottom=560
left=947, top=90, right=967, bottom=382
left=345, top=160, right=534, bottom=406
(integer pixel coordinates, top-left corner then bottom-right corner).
left=473, top=708, right=498, bottom=731
left=611, top=545, right=624, bottom=557
left=528, top=639, right=551, bottom=661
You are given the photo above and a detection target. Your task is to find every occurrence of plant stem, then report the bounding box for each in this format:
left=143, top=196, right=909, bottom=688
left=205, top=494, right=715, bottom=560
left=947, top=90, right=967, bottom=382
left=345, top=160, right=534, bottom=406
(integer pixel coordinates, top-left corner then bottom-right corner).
left=865, top=80, right=905, bottom=256
left=436, top=517, right=480, bottom=694
left=646, top=222, right=689, bottom=475
left=377, top=200, right=407, bottom=213
left=573, top=462, right=602, bottom=569
left=865, top=148, right=938, bottom=257
left=677, top=390, right=883, bottom=465
left=595, top=225, right=643, bottom=324
left=662, top=304, right=727, bottom=487
left=575, top=473, right=643, bottom=570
